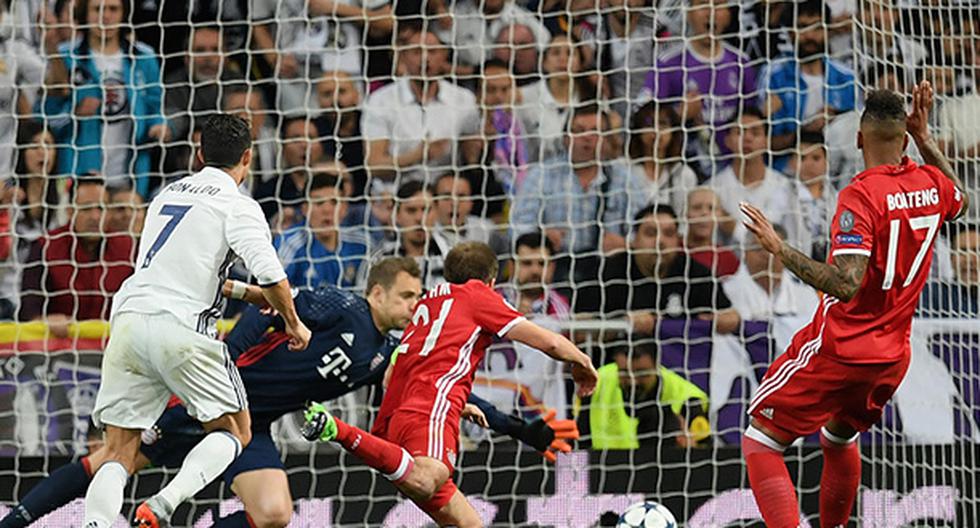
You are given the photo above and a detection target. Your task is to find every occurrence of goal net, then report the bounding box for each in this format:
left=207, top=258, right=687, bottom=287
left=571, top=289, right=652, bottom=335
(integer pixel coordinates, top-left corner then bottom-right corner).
left=0, top=0, right=977, bottom=525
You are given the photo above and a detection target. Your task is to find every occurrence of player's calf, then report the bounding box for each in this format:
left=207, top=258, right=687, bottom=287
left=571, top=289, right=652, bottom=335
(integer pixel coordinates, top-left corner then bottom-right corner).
left=231, top=469, right=294, bottom=528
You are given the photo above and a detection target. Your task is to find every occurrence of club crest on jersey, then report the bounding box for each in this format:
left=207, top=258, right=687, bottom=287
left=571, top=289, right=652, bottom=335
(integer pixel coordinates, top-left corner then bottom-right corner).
left=839, top=210, right=855, bottom=232
left=835, top=234, right=863, bottom=246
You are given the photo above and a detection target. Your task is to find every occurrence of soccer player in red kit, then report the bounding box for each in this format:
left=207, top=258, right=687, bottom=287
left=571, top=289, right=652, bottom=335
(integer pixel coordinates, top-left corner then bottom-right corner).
left=302, top=241, right=598, bottom=527
left=739, top=81, right=969, bottom=528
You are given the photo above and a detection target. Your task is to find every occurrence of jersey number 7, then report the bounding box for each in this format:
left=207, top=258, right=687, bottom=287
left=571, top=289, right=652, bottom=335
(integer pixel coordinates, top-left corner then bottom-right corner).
left=141, top=204, right=192, bottom=269
left=882, top=213, right=941, bottom=290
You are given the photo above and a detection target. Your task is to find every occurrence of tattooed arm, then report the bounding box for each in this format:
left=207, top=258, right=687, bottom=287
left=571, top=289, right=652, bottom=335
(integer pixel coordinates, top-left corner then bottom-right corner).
left=741, top=202, right=870, bottom=302
left=778, top=242, right=869, bottom=301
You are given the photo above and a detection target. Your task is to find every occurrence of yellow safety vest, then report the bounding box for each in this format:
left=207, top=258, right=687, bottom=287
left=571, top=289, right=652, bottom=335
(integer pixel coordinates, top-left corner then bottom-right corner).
left=580, top=363, right=710, bottom=449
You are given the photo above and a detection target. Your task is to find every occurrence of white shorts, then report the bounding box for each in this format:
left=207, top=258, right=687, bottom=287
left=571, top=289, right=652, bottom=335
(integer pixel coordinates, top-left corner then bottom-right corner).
left=92, top=312, right=248, bottom=430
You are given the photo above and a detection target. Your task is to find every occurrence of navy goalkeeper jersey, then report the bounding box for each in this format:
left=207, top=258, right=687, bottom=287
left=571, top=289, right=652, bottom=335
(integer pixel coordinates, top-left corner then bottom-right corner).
left=225, top=287, right=398, bottom=423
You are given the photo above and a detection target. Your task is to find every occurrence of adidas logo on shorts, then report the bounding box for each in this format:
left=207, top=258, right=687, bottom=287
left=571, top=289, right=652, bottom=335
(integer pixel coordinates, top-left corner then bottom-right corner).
left=761, top=408, right=774, bottom=419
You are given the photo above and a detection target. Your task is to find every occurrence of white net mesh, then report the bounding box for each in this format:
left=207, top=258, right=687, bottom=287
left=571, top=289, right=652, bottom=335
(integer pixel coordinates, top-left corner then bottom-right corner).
left=0, top=0, right=977, bottom=525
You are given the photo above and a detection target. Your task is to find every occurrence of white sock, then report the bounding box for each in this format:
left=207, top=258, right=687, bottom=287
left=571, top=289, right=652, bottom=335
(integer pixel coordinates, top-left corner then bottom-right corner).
left=83, top=461, right=129, bottom=528
left=154, top=430, right=242, bottom=515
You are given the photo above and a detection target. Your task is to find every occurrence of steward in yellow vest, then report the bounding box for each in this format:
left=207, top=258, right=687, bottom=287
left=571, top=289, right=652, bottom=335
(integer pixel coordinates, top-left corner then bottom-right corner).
left=574, top=342, right=710, bottom=449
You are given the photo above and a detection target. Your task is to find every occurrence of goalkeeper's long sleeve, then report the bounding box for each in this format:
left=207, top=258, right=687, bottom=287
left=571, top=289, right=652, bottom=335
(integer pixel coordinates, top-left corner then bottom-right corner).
left=466, top=393, right=525, bottom=439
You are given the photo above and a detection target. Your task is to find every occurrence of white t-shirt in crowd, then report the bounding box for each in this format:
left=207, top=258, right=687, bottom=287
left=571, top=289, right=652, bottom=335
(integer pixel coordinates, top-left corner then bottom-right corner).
left=92, top=52, right=133, bottom=182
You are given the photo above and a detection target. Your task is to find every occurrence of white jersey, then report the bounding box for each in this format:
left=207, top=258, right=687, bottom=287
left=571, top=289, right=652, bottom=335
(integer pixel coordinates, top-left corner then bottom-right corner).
left=112, top=167, right=286, bottom=336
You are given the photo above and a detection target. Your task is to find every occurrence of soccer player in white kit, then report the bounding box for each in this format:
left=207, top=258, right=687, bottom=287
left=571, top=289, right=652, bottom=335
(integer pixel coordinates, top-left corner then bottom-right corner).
left=82, top=114, right=312, bottom=528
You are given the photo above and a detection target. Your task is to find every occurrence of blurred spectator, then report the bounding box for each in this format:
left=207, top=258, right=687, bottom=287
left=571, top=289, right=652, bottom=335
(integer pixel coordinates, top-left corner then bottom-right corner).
left=434, top=0, right=549, bottom=77
left=590, top=0, right=657, bottom=118
left=786, top=133, right=836, bottom=261
left=934, top=61, right=980, bottom=159
left=250, top=0, right=393, bottom=112
left=432, top=173, right=503, bottom=251
left=0, top=2, right=44, bottom=178
left=163, top=25, right=242, bottom=175
left=640, top=0, right=758, bottom=178
left=255, top=117, right=326, bottom=221
left=19, top=178, right=134, bottom=333
left=919, top=223, right=979, bottom=318
left=575, top=342, right=710, bottom=449
left=498, top=231, right=570, bottom=318
left=855, top=0, right=927, bottom=87
left=575, top=205, right=739, bottom=334
left=826, top=64, right=922, bottom=189
left=762, top=0, right=856, bottom=171
left=316, top=71, right=367, bottom=198
left=275, top=172, right=368, bottom=290
left=685, top=187, right=739, bottom=278
left=372, top=180, right=451, bottom=287
left=711, top=107, right=806, bottom=250
left=628, top=102, right=697, bottom=216
left=38, top=0, right=77, bottom=57
left=105, top=187, right=145, bottom=236
left=223, top=85, right=278, bottom=186
left=735, top=0, right=792, bottom=62
left=41, top=0, right=168, bottom=196
left=12, top=121, right=63, bottom=242
left=722, top=226, right=819, bottom=350
left=519, top=34, right=596, bottom=162
left=361, top=28, right=479, bottom=187
left=510, top=104, right=645, bottom=283
left=493, top=23, right=541, bottom=83
left=465, top=59, right=527, bottom=215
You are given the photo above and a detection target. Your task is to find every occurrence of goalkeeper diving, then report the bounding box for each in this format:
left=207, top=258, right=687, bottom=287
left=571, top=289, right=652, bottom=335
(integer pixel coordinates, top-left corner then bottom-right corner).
left=0, top=257, right=577, bottom=528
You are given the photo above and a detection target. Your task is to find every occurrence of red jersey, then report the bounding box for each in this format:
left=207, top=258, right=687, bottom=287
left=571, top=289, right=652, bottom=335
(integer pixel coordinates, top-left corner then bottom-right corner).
left=790, top=158, right=963, bottom=364
left=379, top=279, right=525, bottom=428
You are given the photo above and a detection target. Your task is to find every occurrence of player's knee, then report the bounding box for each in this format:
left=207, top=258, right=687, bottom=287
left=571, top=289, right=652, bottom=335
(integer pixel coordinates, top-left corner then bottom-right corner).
left=234, top=426, right=253, bottom=449
left=246, top=501, right=292, bottom=528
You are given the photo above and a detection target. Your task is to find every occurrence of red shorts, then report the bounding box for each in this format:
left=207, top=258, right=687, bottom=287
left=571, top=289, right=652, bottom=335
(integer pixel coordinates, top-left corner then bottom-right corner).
left=372, top=409, right=460, bottom=473
left=748, top=345, right=910, bottom=440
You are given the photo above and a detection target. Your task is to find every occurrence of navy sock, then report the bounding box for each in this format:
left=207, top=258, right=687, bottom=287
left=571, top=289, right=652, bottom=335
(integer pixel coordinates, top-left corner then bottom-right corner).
left=0, top=459, right=91, bottom=528
left=212, top=511, right=253, bottom=527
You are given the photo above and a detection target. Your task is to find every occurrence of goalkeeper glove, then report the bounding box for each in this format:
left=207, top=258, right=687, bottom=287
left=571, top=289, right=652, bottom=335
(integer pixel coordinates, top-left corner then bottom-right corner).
left=301, top=402, right=338, bottom=442
left=514, top=409, right=579, bottom=463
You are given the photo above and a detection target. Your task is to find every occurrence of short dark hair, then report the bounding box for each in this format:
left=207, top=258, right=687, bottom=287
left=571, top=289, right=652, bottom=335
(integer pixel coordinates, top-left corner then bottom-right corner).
left=308, top=172, right=342, bottom=194
left=632, top=341, right=660, bottom=364
left=568, top=103, right=611, bottom=133
left=630, top=204, right=677, bottom=236
left=444, top=242, right=499, bottom=284
left=799, top=131, right=826, bottom=148
left=68, top=175, right=106, bottom=204
left=946, top=221, right=980, bottom=246
left=366, top=257, right=422, bottom=293
left=794, top=0, right=830, bottom=24
left=396, top=180, right=430, bottom=201
left=480, top=58, right=511, bottom=78
left=861, top=89, right=907, bottom=140
left=738, top=106, right=767, bottom=124
left=514, top=231, right=557, bottom=257
left=201, top=114, right=252, bottom=168
left=280, top=116, right=313, bottom=139
left=634, top=203, right=677, bottom=224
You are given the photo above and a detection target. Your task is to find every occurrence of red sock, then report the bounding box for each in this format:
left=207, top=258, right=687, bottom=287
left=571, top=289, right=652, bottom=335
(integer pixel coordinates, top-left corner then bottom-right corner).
left=819, top=429, right=860, bottom=528
left=334, top=418, right=414, bottom=483
left=743, top=433, right=801, bottom=528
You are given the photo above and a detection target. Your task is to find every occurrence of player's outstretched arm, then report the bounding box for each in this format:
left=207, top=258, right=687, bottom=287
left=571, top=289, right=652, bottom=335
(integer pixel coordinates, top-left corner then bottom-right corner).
left=466, top=394, right=577, bottom=463
left=222, top=279, right=270, bottom=307
left=741, top=202, right=869, bottom=302
left=907, top=80, right=970, bottom=218
left=260, top=279, right=311, bottom=351
left=503, top=320, right=598, bottom=397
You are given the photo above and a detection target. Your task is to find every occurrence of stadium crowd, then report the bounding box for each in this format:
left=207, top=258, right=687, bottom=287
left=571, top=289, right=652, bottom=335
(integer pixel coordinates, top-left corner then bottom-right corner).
left=0, top=0, right=978, bottom=448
